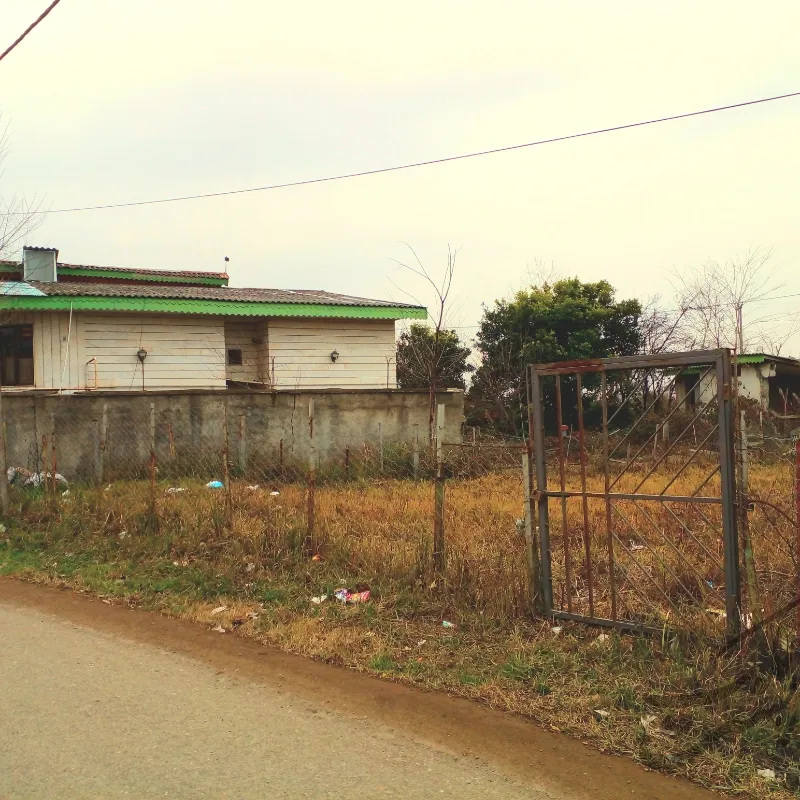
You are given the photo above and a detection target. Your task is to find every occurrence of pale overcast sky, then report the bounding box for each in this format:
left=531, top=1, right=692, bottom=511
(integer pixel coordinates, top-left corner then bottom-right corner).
left=1, top=1, right=798, bottom=351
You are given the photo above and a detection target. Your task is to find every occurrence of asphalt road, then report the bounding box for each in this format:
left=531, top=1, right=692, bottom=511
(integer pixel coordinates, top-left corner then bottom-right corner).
left=0, top=580, right=720, bottom=800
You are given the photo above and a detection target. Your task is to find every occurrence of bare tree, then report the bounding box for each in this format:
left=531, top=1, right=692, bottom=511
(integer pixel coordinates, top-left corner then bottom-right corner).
left=0, top=120, right=43, bottom=259
left=670, top=247, right=787, bottom=354
left=635, top=295, right=694, bottom=407
left=390, top=244, right=459, bottom=442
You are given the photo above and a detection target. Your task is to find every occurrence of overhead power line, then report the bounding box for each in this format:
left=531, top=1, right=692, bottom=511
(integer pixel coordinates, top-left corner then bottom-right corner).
left=0, top=0, right=63, bottom=64
left=26, top=89, right=800, bottom=215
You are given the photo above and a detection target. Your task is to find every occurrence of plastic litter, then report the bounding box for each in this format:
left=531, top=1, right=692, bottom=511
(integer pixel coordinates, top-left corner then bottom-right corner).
left=311, top=554, right=322, bottom=562
left=211, top=625, right=226, bottom=634
left=166, top=487, right=186, bottom=494
left=211, top=605, right=227, bottom=615
left=246, top=485, right=260, bottom=491
left=593, top=709, right=610, bottom=719
left=206, top=480, right=224, bottom=489
left=246, top=611, right=260, bottom=620
left=333, top=587, right=371, bottom=604
left=629, top=542, right=645, bottom=552
left=551, top=626, right=563, bottom=635
left=757, top=768, right=777, bottom=781
left=594, top=633, right=610, bottom=644
left=8, top=466, right=68, bottom=489
left=442, top=620, right=456, bottom=628
left=310, top=595, right=328, bottom=605
left=245, top=562, right=255, bottom=573
left=118, top=530, right=128, bottom=540
left=270, top=490, right=280, bottom=496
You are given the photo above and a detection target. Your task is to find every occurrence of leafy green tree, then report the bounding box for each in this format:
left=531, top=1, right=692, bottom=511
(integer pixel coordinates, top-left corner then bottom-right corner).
left=396, top=324, right=473, bottom=390
left=467, top=278, right=642, bottom=436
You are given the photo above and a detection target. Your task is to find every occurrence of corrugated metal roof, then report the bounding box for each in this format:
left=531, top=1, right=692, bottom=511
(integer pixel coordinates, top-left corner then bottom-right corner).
left=27, top=281, right=421, bottom=309
left=0, top=259, right=226, bottom=280
left=0, top=281, right=46, bottom=296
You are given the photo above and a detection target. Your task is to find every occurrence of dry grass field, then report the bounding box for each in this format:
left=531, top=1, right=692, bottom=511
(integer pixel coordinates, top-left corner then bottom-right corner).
left=1, top=455, right=798, bottom=797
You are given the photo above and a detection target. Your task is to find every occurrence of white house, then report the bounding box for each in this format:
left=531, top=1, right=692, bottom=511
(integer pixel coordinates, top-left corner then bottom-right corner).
left=0, top=247, right=426, bottom=392
left=675, top=353, right=800, bottom=415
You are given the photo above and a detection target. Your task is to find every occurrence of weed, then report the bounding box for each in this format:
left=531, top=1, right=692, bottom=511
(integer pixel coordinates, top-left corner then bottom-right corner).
left=370, top=653, right=399, bottom=672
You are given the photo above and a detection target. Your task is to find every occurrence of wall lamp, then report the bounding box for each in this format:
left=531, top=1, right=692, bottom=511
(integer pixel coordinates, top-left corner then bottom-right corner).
left=137, top=348, right=148, bottom=363
left=330, top=350, right=340, bottom=363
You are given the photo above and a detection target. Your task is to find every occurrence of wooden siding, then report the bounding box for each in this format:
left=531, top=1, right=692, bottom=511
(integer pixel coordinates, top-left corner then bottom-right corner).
left=269, top=318, right=397, bottom=389
left=82, top=313, right=226, bottom=390
left=0, top=310, right=83, bottom=390
left=224, top=320, right=268, bottom=384
left=3, top=310, right=396, bottom=391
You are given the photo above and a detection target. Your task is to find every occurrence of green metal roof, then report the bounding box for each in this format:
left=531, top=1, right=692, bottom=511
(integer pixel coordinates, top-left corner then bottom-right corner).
left=0, top=261, right=229, bottom=286
left=0, top=294, right=427, bottom=320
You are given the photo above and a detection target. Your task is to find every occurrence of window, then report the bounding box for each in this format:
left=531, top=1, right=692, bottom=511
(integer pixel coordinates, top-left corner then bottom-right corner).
left=227, top=348, right=243, bottom=366
left=0, top=325, right=34, bottom=386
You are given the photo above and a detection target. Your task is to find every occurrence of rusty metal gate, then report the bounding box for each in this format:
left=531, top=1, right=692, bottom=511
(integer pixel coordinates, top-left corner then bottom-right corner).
left=527, top=349, right=740, bottom=637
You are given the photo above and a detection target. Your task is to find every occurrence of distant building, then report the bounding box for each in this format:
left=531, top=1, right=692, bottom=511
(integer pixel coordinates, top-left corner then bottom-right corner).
left=676, top=353, right=800, bottom=415
left=0, top=247, right=425, bottom=392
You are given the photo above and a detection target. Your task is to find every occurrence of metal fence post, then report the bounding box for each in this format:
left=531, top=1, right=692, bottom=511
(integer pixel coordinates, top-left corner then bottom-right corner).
left=433, top=403, right=446, bottom=573
left=238, top=413, right=247, bottom=474
left=739, top=410, right=761, bottom=633
left=222, top=401, right=232, bottom=527
left=529, top=368, right=553, bottom=614
left=306, top=399, right=316, bottom=551
left=795, top=437, right=800, bottom=650
left=412, top=424, right=420, bottom=479
left=100, top=402, right=108, bottom=483
left=522, top=443, right=543, bottom=613
left=717, top=350, right=741, bottom=635
left=50, top=412, right=57, bottom=495
left=0, top=390, right=9, bottom=516
left=149, top=401, right=156, bottom=462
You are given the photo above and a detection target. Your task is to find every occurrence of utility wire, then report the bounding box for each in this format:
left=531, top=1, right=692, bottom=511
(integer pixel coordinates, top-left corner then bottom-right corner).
left=24, top=89, right=800, bottom=215
left=0, top=0, right=63, bottom=64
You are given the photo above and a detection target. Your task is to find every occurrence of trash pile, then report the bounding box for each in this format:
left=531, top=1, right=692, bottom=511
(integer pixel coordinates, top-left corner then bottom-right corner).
left=334, top=587, right=371, bottom=604
left=311, top=585, right=371, bottom=604
left=7, top=466, right=68, bottom=489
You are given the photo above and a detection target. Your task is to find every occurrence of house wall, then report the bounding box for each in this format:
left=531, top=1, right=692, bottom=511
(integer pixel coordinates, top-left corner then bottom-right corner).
left=269, top=318, right=396, bottom=389
left=738, top=364, right=772, bottom=406
left=2, top=312, right=398, bottom=391
left=81, top=313, right=226, bottom=390
left=0, top=310, right=82, bottom=390
left=1, top=388, right=465, bottom=481
left=224, top=319, right=268, bottom=384
left=676, top=364, right=772, bottom=409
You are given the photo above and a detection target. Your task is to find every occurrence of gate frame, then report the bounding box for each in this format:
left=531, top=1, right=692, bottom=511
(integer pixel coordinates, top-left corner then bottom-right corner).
left=527, top=348, right=740, bottom=636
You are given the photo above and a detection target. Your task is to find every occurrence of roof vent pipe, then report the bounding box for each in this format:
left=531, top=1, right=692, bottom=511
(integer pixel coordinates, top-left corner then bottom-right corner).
left=23, top=247, right=58, bottom=282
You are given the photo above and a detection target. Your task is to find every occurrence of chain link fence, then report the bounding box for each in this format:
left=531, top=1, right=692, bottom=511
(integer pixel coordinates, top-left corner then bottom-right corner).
left=4, top=394, right=531, bottom=620
left=2, top=384, right=798, bottom=650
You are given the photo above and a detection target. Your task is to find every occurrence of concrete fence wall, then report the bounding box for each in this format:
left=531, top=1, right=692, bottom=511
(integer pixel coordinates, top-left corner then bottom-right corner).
left=2, top=388, right=464, bottom=482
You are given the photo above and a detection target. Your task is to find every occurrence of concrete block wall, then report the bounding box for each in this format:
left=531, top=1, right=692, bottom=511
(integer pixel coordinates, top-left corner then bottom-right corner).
left=2, top=389, right=464, bottom=482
